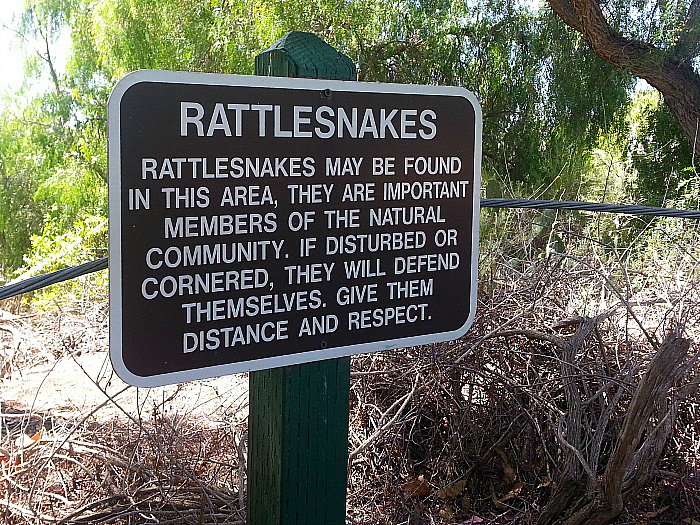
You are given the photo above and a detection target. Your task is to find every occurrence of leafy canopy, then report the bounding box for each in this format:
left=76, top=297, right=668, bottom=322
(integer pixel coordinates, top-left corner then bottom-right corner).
left=0, top=0, right=693, bottom=274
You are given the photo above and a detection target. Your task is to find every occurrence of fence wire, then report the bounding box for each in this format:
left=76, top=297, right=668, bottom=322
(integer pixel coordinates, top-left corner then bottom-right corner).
left=0, top=257, right=108, bottom=301
left=481, top=198, right=700, bottom=219
left=1, top=198, right=699, bottom=301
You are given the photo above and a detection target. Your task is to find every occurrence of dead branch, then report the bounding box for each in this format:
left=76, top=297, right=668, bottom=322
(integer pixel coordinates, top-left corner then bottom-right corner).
left=349, top=375, right=425, bottom=461
left=562, top=332, right=693, bottom=525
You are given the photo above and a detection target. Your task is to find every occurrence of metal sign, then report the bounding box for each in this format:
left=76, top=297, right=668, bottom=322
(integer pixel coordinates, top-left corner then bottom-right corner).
left=109, top=70, right=482, bottom=387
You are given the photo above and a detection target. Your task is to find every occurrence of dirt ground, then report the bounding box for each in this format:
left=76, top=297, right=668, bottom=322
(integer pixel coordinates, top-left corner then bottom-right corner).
left=1, top=302, right=250, bottom=524
left=0, top=306, right=249, bottom=426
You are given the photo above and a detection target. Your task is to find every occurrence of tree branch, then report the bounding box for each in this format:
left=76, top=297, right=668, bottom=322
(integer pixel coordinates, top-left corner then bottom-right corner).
left=546, top=0, right=700, bottom=160
left=547, top=0, right=584, bottom=33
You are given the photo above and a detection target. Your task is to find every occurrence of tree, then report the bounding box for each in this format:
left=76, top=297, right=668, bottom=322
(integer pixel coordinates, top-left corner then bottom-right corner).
left=5, top=0, right=691, bottom=274
left=0, top=1, right=110, bottom=273
left=0, top=97, right=45, bottom=270
left=547, top=0, right=700, bottom=161
left=0, top=0, right=640, bottom=272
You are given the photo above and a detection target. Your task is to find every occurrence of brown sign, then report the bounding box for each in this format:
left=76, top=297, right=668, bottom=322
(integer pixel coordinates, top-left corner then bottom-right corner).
left=109, top=70, right=482, bottom=387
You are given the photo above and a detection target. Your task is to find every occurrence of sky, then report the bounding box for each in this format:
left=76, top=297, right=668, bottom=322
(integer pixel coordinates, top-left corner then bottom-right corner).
left=0, top=0, right=70, bottom=95
left=0, top=0, right=27, bottom=93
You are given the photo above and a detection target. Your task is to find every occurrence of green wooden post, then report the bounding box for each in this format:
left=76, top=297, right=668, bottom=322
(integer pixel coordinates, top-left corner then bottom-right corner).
left=247, top=31, right=356, bottom=525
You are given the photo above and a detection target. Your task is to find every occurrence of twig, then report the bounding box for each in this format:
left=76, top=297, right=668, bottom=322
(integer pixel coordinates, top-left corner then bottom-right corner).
left=550, top=252, right=657, bottom=348
left=455, top=307, right=531, bottom=363
left=0, top=497, right=60, bottom=522
left=233, top=428, right=247, bottom=514
left=464, top=412, right=526, bottom=480
left=349, top=375, right=424, bottom=461
left=27, top=385, right=132, bottom=511
left=556, top=414, right=598, bottom=484
left=485, top=329, right=570, bottom=350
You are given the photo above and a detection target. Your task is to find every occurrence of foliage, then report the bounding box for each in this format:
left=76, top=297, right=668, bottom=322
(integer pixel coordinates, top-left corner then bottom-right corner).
left=347, top=1, right=634, bottom=196
left=21, top=214, right=107, bottom=273
left=0, top=2, right=110, bottom=276
left=627, top=89, right=696, bottom=207
left=14, top=214, right=108, bottom=306
left=0, top=95, right=46, bottom=272
left=0, top=87, right=108, bottom=274
left=546, top=0, right=700, bottom=161
left=0, top=0, right=694, bottom=278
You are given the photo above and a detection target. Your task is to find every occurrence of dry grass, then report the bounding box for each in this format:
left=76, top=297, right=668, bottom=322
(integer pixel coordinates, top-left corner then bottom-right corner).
left=0, top=212, right=699, bottom=524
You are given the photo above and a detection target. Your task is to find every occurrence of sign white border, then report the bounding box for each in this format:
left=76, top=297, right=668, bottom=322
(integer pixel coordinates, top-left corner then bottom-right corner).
left=109, top=70, right=482, bottom=387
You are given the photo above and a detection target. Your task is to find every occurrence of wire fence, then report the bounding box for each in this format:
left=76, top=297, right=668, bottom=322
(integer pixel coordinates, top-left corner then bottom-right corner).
left=1, top=197, right=699, bottom=301
left=481, top=198, right=700, bottom=219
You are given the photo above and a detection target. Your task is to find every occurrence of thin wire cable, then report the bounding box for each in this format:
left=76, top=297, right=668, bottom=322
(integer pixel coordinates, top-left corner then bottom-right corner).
left=481, top=198, right=700, bottom=219
left=0, top=257, right=108, bottom=300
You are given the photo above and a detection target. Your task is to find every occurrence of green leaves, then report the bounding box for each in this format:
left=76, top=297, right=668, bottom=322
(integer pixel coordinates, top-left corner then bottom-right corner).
left=627, top=90, right=695, bottom=207
left=1, top=0, right=694, bottom=276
